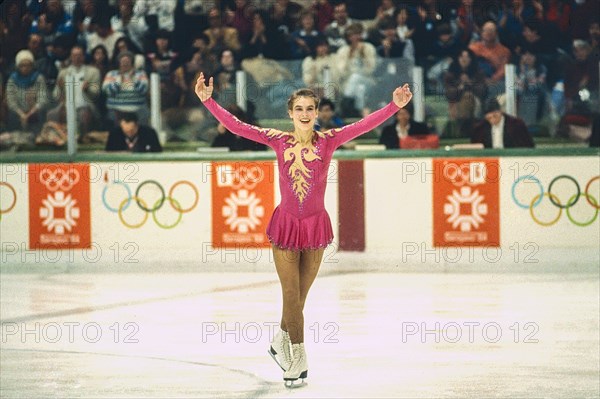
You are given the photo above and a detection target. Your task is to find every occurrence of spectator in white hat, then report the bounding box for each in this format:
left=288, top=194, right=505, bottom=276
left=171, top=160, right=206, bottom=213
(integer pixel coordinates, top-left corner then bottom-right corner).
left=5, top=50, right=48, bottom=135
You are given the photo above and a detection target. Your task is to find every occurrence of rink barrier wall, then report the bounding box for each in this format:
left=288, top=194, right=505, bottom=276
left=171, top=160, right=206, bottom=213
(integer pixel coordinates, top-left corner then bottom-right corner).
left=1, top=149, right=599, bottom=262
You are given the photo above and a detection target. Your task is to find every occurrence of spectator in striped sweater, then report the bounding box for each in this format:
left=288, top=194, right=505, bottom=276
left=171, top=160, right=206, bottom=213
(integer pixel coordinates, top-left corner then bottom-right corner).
left=102, top=51, right=149, bottom=124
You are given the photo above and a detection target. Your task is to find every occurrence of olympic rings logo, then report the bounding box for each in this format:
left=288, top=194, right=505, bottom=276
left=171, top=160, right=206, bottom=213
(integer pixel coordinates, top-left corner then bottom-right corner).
left=102, top=180, right=199, bottom=229
left=39, top=167, right=80, bottom=192
left=0, top=182, right=17, bottom=221
left=511, top=175, right=599, bottom=227
left=439, top=161, right=495, bottom=187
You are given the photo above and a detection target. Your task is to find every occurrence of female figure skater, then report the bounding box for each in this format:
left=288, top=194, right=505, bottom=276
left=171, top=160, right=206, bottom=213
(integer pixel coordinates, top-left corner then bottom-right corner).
left=195, top=73, right=412, bottom=386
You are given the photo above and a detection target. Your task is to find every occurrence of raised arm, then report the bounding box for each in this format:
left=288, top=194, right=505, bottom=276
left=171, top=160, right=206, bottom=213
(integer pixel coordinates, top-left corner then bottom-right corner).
left=195, top=73, right=277, bottom=146
left=328, top=83, right=413, bottom=148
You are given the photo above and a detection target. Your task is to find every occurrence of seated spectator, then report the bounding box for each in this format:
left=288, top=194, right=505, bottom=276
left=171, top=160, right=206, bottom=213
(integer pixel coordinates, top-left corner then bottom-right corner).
left=568, top=0, right=599, bottom=41
left=105, top=111, right=162, bottom=152
left=30, top=0, right=75, bottom=47
left=426, top=23, right=461, bottom=92
left=213, top=49, right=240, bottom=98
left=443, top=48, right=487, bottom=137
left=302, top=38, right=339, bottom=99
left=133, top=0, right=176, bottom=34
left=5, top=50, right=49, bottom=136
left=564, top=39, right=599, bottom=116
left=224, top=0, right=255, bottom=45
left=27, top=33, right=59, bottom=89
left=336, top=22, right=377, bottom=116
left=379, top=102, right=430, bottom=149
left=102, top=51, right=149, bottom=124
left=148, top=30, right=184, bottom=110
left=471, top=98, right=534, bottom=148
left=90, top=44, right=110, bottom=80
left=456, top=0, right=477, bottom=46
left=311, top=0, right=335, bottom=32
left=516, top=19, right=561, bottom=87
left=517, top=19, right=555, bottom=57
left=111, top=0, right=147, bottom=54
left=324, top=2, right=357, bottom=51
left=515, top=49, right=547, bottom=128
left=181, top=39, right=217, bottom=107
left=544, top=0, right=572, bottom=42
left=394, top=6, right=414, bottom=42
left=315, top=98, right=344, bottom=130
left=87, top=14, right=124, bottom=59
left=496, top=0, right=542, bottom=50
left=49, top=34, right=74, bottom=78
left=211, top=104, right=266, bottom=151
left=290, top=10, right=325, bottom=60
left=47, top=45, right=101, bottom=136
left=90, top=44, right=110, bottom=126
left=469, top=20, right=512, bottom=96
left=146, top=29, right=179, bottom=81
left=412, top=0, right=454, bottom=64
left=204, top=8, right=241, bottom=57
left=242, top=10, right=289, bottom=60
left=175, top=0, right=210, bottom=54
left=111, top=36, right=145, bottom=70
left=374, top=0, right=396, bottom=24
left=374, top=16, right=415, bottom=62
left=0, top=0, right=30, bottom=76
left=269, top=0, right=303, bottom=35
left=72, top=0, right=115, bottom=47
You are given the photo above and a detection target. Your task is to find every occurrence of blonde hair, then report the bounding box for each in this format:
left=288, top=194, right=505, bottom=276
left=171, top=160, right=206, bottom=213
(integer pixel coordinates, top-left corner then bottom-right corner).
left=287, top=89, right=320, bottom=111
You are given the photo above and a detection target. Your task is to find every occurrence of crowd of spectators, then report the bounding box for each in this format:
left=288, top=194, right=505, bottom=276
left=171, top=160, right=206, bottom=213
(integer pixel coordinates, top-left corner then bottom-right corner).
left=0, top=0, right=598, bottom=150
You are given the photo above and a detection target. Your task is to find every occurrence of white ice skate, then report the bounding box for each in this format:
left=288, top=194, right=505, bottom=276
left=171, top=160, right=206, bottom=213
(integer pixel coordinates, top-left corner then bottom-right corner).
left=268, top=329, right=291, bottom=371
left=283, top=343, right=308, bottom=388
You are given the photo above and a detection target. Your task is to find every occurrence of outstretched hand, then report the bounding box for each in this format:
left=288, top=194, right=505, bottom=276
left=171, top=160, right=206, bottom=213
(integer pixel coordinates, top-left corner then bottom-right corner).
left=195, top=72, right=214, bottom=102
left=393, top=84, right=413, bottom=109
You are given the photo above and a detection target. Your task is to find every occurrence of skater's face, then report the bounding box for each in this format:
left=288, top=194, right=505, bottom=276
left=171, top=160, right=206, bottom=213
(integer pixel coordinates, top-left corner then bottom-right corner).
left=289, top=97, right=318, bottom=133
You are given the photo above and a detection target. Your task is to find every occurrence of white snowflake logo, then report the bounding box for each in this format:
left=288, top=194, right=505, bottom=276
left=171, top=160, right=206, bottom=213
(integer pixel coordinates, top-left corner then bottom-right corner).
left=444, top=186, right=488, bottom=232
left=39, top=191, right=80, bottom=234
left=222, top=189, right=264, bottom=233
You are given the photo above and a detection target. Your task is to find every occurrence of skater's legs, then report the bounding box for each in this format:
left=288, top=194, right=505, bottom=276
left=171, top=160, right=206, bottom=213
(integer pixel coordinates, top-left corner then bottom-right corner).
left=299, top=249, right=324, bottom=310
left=273, top=247, right=303, bottom=343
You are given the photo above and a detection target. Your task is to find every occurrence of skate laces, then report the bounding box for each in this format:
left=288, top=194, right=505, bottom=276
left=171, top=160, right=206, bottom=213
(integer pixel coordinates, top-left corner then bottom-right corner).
left=290, top=343, right=306, bottom=368
left=282, top=331, right=292, bottom=363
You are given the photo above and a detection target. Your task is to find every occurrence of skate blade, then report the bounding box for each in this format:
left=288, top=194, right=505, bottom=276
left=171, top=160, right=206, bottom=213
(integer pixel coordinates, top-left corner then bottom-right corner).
left=284, top=370, right=308, bottom=388
left=268, top=348, right=286, bottom=371
left=284, top=378, right=307, bottom=389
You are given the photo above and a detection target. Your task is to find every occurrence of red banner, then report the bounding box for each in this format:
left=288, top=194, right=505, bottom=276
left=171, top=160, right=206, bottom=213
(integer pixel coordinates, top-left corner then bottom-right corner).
left=211, top=162, right=274, bottom=248
left=29, top=164, right=91, bottom=249
left=433, top=158, right=500, bottom=247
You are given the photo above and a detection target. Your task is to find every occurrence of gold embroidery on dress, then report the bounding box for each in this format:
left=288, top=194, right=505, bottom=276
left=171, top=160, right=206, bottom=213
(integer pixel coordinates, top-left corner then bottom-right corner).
left=265, top=129, right=335, bottom=204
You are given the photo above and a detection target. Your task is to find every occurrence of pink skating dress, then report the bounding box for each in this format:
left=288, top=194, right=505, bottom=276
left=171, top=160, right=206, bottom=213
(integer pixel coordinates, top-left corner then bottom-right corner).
left=203, top=98, right=399, bottom=250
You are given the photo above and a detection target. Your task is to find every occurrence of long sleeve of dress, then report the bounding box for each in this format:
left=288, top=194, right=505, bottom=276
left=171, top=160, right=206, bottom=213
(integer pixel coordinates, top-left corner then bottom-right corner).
left=328, top=101, right=399, bottom=148
left=202, top=98, right=275, bottom=147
